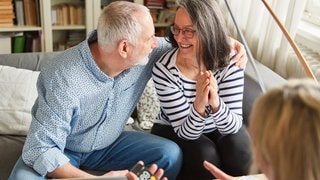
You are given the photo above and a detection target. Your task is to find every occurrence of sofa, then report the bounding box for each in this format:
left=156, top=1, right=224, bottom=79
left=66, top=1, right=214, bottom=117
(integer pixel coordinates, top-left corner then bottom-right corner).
left=0, top=50, right=286, bottom=179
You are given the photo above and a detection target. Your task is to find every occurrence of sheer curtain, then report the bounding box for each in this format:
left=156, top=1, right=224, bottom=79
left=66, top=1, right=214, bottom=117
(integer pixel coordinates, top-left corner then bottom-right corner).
left=217, top=0, right=307, bottom=79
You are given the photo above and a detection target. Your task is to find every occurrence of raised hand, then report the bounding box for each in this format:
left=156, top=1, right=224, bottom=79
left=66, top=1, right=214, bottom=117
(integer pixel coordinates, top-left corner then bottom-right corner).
left=207, top=71, right=220, bottom=112
left=203, top=160, right=235, bottom=180
left=194, top=71, right=212, bottom=116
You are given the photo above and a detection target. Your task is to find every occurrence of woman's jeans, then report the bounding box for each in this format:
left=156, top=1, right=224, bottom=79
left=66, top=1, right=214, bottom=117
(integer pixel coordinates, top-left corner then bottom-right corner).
left=9, top=131, right=182, bottom=180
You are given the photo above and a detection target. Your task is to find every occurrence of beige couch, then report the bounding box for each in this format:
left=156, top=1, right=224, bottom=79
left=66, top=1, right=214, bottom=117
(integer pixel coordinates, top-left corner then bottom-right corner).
left=0, top=49, right=286, bottom=179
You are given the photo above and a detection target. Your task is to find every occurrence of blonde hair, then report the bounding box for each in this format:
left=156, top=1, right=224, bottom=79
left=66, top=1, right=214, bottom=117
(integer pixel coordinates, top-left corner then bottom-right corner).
left=249, top=79, right=320, bottom=180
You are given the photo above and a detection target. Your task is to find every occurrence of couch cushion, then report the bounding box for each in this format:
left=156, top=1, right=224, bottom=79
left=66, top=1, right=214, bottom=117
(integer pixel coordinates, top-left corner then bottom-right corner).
left=0, top=65, right=39, bottom=135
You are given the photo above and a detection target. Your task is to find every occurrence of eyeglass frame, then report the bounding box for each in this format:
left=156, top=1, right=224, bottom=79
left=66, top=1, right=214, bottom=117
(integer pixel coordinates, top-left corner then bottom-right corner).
left=170, top=25, right=196, bottom=38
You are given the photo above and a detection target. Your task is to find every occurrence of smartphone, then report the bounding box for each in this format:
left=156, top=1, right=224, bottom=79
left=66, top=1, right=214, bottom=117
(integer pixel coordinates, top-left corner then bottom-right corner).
left=130, top=163, right=156, bottom=180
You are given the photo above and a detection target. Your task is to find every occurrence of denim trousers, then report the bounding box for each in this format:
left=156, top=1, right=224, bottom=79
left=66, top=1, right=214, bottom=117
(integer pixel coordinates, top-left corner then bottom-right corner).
left=9, top=131, right=182, bottom=180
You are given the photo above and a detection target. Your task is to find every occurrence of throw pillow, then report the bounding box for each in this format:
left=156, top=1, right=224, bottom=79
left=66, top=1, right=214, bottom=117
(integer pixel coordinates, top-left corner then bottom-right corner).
left=136, top=79, right=160, bottom=130
left=0, top=65, right=39, bottom=135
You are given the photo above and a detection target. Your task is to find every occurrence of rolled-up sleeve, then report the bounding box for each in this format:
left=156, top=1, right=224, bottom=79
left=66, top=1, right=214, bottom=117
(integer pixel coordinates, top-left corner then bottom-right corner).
left=32, top=148, right=70, bottom=175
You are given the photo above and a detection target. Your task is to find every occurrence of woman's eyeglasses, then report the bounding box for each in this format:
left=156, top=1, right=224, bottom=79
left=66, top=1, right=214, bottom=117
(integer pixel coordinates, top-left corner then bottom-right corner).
left=170, top=25, right=196, bottom=38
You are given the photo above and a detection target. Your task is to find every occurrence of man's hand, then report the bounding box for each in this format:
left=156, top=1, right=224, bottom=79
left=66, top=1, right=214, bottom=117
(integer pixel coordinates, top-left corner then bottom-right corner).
left=203, top=160, right=235, bottom=180
left=230, top=37, right=247, bottom=69
left=127, top=161, right=167, bottom=180
left=103, top=170, right=129, bottom=177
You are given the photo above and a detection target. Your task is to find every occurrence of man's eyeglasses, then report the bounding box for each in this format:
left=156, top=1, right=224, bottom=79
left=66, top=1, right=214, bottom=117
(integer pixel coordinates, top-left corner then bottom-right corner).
left=170, top=25, right=196, bottom=38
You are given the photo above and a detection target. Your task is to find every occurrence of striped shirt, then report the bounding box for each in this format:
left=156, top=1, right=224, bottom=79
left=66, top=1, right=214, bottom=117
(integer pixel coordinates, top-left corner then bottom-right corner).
left=152, top=48, right=244, bottom=140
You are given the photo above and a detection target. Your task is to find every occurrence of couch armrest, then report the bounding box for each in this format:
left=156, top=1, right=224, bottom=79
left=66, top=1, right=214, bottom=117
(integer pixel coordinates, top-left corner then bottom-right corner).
left=0, top=135, right=26, bottom=179
left=243, top=60, right=286, bottom=126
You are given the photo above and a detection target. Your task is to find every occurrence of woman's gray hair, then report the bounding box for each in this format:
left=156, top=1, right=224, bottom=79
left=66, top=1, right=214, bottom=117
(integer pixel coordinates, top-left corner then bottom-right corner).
left=97, top=1, right=149, bottom=51
left=168, top=0, right=231, bottom=70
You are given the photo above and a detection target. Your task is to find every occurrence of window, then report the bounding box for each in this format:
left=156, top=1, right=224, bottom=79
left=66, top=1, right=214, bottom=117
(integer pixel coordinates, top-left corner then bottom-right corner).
left=296, top=0, right=320, bottom=53
left=303, top=0, right=320, bottom=26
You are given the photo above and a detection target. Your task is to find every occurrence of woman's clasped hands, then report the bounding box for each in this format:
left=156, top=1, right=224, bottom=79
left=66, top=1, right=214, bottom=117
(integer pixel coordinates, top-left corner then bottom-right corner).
left=194, top=70, right=220, bottom=116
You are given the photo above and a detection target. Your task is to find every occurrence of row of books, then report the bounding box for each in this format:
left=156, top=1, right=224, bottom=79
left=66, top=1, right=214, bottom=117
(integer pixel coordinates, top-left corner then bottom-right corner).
left=0, top=0, right=15, bottom=26
left=145, top=0, right=176, bottom=25
left=0, top=32, right=41, bottom=54
left=0, top=29, right=86, bottom=54
left=11, top=0, right=40, bottom=26
left=144, top=0, right=165, bottom=9
left=144, top=0, right=176, bottom=9
left=51, top=3, right=85, bottom=26
left=0, top=0, right=40, bottom=27
left=53, top=31, right=85, bottom=51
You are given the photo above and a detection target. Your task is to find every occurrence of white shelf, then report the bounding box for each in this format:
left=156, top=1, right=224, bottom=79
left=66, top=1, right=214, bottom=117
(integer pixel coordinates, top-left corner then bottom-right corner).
left=0, top=26, right=42, bottom=32
left=52, top=25, right=86, bottom=30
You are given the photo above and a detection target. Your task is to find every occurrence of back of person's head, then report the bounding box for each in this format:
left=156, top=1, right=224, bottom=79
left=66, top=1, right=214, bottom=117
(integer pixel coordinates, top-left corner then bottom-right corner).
left=166, top=0, right=230, bottom=70
left=97, top=1, right=149, bottom=51
left=249, top=79, right=320, bottom=180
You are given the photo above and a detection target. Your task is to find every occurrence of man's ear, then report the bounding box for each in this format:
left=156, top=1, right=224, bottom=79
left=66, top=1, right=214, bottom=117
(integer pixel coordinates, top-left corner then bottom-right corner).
left=118, top=40, right=130, bottom=59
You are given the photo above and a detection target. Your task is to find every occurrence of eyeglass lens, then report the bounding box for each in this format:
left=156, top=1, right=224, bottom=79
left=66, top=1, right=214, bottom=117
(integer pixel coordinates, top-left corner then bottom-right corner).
left=170, top=26, right=196, bottom=38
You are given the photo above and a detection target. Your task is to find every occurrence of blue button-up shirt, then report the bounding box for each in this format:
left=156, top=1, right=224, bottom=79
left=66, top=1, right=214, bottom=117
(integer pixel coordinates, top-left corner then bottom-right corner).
left=22, top=31, right=171, bottom=175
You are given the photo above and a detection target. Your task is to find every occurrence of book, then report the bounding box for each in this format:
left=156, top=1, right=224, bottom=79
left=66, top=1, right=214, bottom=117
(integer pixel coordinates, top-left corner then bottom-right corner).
left=23, top=31, right=41, bottom=52
left=0, top=21, right=14, bottom=27
left=0, top=34, right=12, bottom=54
left=0, top=0, right=12, bottom=3
left=51, top=4, right=60, bottom=25
left=0, top=18, right=13, bottom=23
left=61, top=3, right=70, bottom=25
left=0, top=9, right=14, bottom=14
left=24, top=33, right=34, bottom=52
left=14, top=0, right=25, bottom=26
left=69, top=4, right=77, bottom=25
left=12, top=35, right=26, bottom=53
left=31, top=34, right=41, bottom=52
left=0, top=12, right=14, bottom=19
left=0, top=0, right=12, bottom=7
left=76, top=4, right=85, bottom=25
left=24, top=0, right=38, bottom=26
left=0, top=4, right=13, bottom=10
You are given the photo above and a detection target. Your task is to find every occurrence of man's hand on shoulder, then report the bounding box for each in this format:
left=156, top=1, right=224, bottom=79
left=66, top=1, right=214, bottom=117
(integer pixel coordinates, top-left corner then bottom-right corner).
left=230, top=37, right=248, bottom=69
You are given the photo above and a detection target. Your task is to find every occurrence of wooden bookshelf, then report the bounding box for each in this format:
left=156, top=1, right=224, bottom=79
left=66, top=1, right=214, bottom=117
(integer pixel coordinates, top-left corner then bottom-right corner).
left=0, top=0, right=42, bottom=54
left=0, top=0, right=175, bottom=54
left=0, top=0, right=95, bottom=54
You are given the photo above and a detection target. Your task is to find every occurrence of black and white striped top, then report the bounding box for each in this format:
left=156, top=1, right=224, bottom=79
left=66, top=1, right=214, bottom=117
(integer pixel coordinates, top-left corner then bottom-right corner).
left=152, top=48, right=244, bottom=140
